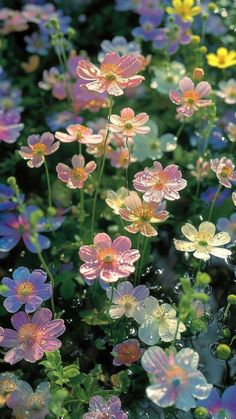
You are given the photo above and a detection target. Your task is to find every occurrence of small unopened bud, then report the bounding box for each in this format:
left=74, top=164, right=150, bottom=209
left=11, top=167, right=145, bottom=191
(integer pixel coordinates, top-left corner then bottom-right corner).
left=193, top=67, right=205, bottom=81
left=208, top=2, right=217, bottom=12
left=191, top=35, right=201, bottom=45
left=216, top=343, right=231, bottom=360
left=196, top=272, right=211, bottom=285
left=199, top=46, right=207, bottom=54
left=202, top=12, right=209, bottom=20
left=194, top=407, right=209, bottom=418
left=227, top=294, right=236, bottom=304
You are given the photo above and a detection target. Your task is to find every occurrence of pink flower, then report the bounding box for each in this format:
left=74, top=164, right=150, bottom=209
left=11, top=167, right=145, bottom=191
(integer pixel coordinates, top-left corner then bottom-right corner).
left=55, top=124, right=102, bottom=144
left=169, top=76, right=212, bottom=117
left=109, top=148, right=136, bottom=169
left=112, top=339, right=144, bottom=366
left=18, top=132, right=59, bottom=168
left=56, top=154, right=96, bottom=189
left=190, top=157, right=210, bottom=180
left=109, top=107, right=150, bottom=137
left=85, top=128, right=113, bottom=158
left=0, top=308, right=65, bottom=364
left=76, top=52, right=144, bottom=96
left=133, top=161, right=187, bottom=202
left=79, top=233, right=140, bottom=283
left=210, top=157, right=236, bottom=188
left=119, top=191, right=169, bottom=236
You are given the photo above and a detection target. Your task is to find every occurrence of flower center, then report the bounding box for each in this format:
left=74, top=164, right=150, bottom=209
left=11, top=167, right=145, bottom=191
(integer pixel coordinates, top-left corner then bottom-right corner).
left=32, top=143, right=47, bottom=155
left=220, top=166, right=233, bottom=178
left=0, top=194, right=7, bottom=203
left=124, top=122, right=133, bottom=129
left=133, top=204, right=154, bottom=222
left=1, top=380, right=16, bottom=394
left=183, top=90, right=199, bottom=103
left=16, top=281, right=34, bottom=297
left=198, top=240, right=208, bottom=247
left=18, top=323, right=38, bottom=344
left=154, top=307, right=165, bottom=319
left=71, top=168, right=85, bottom=179
left=119, top=295, right=137, bottom=309
left=177, top=4, right=191, bottom=19
left=98, top=248, right=117, bottom=263
left=102, top=63, right=120, bottom=80
left=166, top=365, right=186, bottom=384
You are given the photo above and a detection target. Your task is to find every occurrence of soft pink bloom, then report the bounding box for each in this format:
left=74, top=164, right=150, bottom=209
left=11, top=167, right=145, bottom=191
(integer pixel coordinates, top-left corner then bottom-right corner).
left=56, top=154, right=96, bottom=189
left=19, top=132, right=59, bottom=168
left=109, top=148, right=136, bottom=169
left=210, top=157, right=236, bottom=188
left=0, top=308, right=65, bottom=364
left=109, top=107, right=150, bottom=137
left=119, top=191, right=169, bottom=236
left=38, top=67, right=67, bottom=100
left=112, top=339, right=144, bottom=366
left=0, top=8, right=28, bottom=35
left=232, top=192, right=236, bottom=206
left=76, top=52, right=144, bottom=96
left=190, top=157, right=210, bottom=180
left=169, top=76, right=212, bottom=117
left=55, top=124, right=102, bottom=144
left=85, top=129, right=113, bottom=158
left=79, top=233, right=140, bottom=283
left=133, top=161, right=187, bottom=203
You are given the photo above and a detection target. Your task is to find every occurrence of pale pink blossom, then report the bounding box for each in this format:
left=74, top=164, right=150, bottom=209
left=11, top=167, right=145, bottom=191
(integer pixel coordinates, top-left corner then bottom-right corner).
left=18, top=132, right=59, bottom=168
left=79, top=233, right=140, bottom=283
left=56, top=154, right=96, bottom=189
left=109, top=148, right=136, bottom=169
left=76, top=52, right=144, bottom=96
left=232, top=192, right=236, bottom=206
left=109, top=108, right=150, bottom=137
left=216, top=79, right=236, bottom=105
left=133, top=161, right=187, bottom=203
left=55, top=124, right=103, bottom=144
left=169, top=76, right=212, bottom=117
left=190, top=157, right=210, bottom=180
left=85, top=129, right=113, bottom=158
left=210, top=157, right=236, bottom=188
left=227, top=122, right=236, bottom=143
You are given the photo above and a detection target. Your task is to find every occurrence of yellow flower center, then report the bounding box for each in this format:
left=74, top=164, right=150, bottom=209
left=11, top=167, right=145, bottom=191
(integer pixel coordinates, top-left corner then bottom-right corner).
left=18, top=323, right=38, bottom=343
left=177, top=4, right=191, bottom=19
left=220, top=166, right=233, bottom=178
left=166, top=365, right=187, bottom=385
left=32, top=143, right=47, bottom=155
left=119, top=295, right=137, bottom=309
left=154, top=307, right=166, bottom=319
left=183, top=90, right=200, bottom=103
left=1, top=380, right=16, bottom=393
left=76, top=125, right=88, bottom=140
left=98, top=248, right=117, bottom=263
left=102, top=63, right=120, bottom=81
left=133, top=204, right=154, bottom=222
left=17, top=281, right=34, bottom=297
left=71, top=168, right=85, bottom=179
left=124, top=122, right=133, bottom=129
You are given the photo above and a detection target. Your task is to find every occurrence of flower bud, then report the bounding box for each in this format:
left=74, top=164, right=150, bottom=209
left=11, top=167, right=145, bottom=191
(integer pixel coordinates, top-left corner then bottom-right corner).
left=208, top=2, right=217, bottom=11
left=191, top=35, right=201, bottom=45
left=216, top=343, right=231, bottom=360
left=227, top=294, right=236, bottom=304
left=193, top=67, right=205, bottom=81
left=199, top=46, right=207, bottom=54
left=194, top=407, right=209, bottom=418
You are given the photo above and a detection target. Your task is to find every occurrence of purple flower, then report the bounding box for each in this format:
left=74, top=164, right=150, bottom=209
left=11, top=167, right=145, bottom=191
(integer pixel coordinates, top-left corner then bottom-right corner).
left=137, top=0, right=164, bottom=19
left=0, top=267, right=52, bottom=313
left=7, top=381, right=51, bottom=419
left=200, top=187, right=230, bottom=207
left=106, top=281, right=149, bottom=319
left=197, top=386, right=236, bottom=419
left=217, top=213, right=236, bottom=242
left=0, top=185, right=16, bottom=211
left=83, top=395, right=128, bottom=419
left=154, top=17, right=191, bottom=55
left=98, top=36, right=141, bottom=62
left=0, top=78, right=22, bottom=113
left=0, top=110, right=24, bottom=144
left=0, top=205, right=65, bottom=253
left=24, top=31, right=50, bottom=56
left=0, top=308, right=65, bottom=364
left=132, top=16, right=162, bottom=41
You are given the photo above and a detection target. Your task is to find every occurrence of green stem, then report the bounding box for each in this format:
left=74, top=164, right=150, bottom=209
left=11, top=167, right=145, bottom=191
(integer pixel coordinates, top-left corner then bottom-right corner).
left=91, top=97, right=113, bottom=238
left=37, top=247, right=55, bottom=317
left=134, top=234, right=142, bottom=286
left=108, top=284, right=114, bottom=343
left=176, top=123, right=185, bottom=140
left=137, top=236, right=148, bottom=284
left=172, top=317, right=181, bottom=348
left=125, top=137, right=131, bottom=190
left=223, top=302, right=231, bottom=321
left=208, top=184, right=222, bottom=221
left=44, top=160, right=52, bottom=209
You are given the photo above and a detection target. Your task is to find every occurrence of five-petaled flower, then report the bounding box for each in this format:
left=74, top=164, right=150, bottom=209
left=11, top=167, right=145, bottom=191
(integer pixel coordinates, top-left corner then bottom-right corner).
left=141, top=346, right=212, bottom=410
left=169, top=76, right=212, bottom=117
left=79, top=233, right=140, bottom=283
left=174, top=221, right=232, bottom=261
left=112, top=339, right=144, bottom=366
left=166, top=0, right=201, bottom=22
left=109, top=107, right=150, bottom=137
left=77, top=52, right=144, bottom=96
left=0, top=308, right=65, bottom=364
left=56, top=154, right=96, bottom=189
left=55, top=124, right=103, bottom=144
left=0, top=266, right=52, bottom=313
left=206, top=47, right=236, bottom=69
left=210, top=157, right=236, bottom=188
left=83, top=395, right=127, bottom=419
left=19, top=132, right=59, bottom=168
left=197, top=385, right=236, bottom=418
left=133, top=161, right=187, bottom=203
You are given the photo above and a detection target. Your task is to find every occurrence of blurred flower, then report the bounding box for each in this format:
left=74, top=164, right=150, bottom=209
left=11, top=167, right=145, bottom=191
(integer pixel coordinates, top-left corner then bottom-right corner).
left=115, top=0, right=141, bottom=12
left=137, top=0, right=164, bottom=19
left=21, top=55, right=40, bottom=73
left=55, top=124, right=102, bottom=144
left=133, top=296, right=186, bottom=345
left=24, top=31, right=50, bottom=56
left=0, top=372, right=23, bottom=408
left=190, top=157, right=210, bottom=180
left=0, top=110, right=24, bottom=144
left=0, top=185, right=17, bottom=211
left=19, top=132, right=59, bottom=168
left=0, top=205, right=65, bottom=253
left=86, top=129, right=113, bottom=158
left=113, top=339, right=144, bottom=366
left=0, top=77, right=22, bottom=112
left=79, top=233, right=140, bottom=283
left=206, top=48, right=236, bottom=69
left=0, top=308, right=65, bottom=364
left=56, top=154, right=96, bottom=189
left=0, top=266, right=52, bottom=313
left=106, top=280, right=149, bottom=319
left=133, top=120, right=177, bottom=161
left=119, top=191, right=169, bottom=236
left=216, top=79, right=236, bottom=105
left=153, top=17, right=191, bottom=55
left=233, top=192, right=236, bottom=206
left=133, top=161, right=187, bottom=202
left=46, top=111, right=83, bottom=131
left=169, top=76, right=212, bottom=117
left=227, top=122, right=236, bottom=143
left=77, top=52, right=144, bottom=96
left=98, top=36, right=141, bottom=62
left=105, top=187, right=129, bottom=215
left=71, top=81, right=109, bottom=112
left=109, top=148, right=136, bottom=169
left=142, top=346, right=212, bottom=410
left=200, top=186, right=230, bottom=207
left=0, top=8, right=28, bottom=35
left=151, top=61, right=186, bottom=95
left=166, top=0, right=201, bottom=22
left=210, top=157, right=236, bottom=188
left=174, top=221, right=232, bottom=261
left=217, top=213, right=236, bottom=242
left=132, top=15, right=163, bottom=41
left=7, top=381, right=50, bottom=419
left=204, top=14, right=226, bottom=36
left=38, top=67, right=67, bottom=100
left=197, top=386, right=236, bottom=418
left=83, top=395, right=127, bottom=419
left=109, top=108, right=150, bottom=137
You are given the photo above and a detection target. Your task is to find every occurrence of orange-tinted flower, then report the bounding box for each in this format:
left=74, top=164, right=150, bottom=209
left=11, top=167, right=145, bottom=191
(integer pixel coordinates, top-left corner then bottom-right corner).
left=19, top=132, right=59, bottom=168
left=55, top=124, right=103, bottom=144
left=113, top=339, right=144, bottom=366
left=56, top=154, right=96, bottom=189
left=109, top=107, right=150, bottom=137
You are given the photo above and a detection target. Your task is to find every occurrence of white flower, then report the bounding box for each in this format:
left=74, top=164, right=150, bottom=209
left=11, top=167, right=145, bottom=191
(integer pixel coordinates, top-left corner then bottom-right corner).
left=105, top=187, right=129, bottom=215
left=133, top=296, right=186, bottom=345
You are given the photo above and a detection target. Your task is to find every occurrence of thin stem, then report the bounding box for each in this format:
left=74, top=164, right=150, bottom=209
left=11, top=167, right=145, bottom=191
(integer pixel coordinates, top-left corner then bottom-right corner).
left=176, top=123, right=185, bottom=140
left=208, top=184, right=222, bottom=221
left=172, top=317, right=181, bottom=348
left=37, top=248, right=55, bottom=317
left=134, top=234, right=142, bottom=286
left=107, top=284, right=114, bottom=343
left=44, top=160, right=52, bottom=209
left=79, top=188, right=84, bottom=225
left=223, top=302, right=231, bottom=322
left=137, top=236, right=148, bottom=284
left=125, top=137, right=131, bottom=190
left=91, top=97, right=113, bottom=238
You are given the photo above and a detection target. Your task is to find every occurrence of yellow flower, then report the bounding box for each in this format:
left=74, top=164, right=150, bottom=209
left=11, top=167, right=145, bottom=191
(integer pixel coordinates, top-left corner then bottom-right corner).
left=206, top=48, right=236, bottom=69
left=166, top=0, right=201, bottom=22
left=21, top=55, right=40, bottom=73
